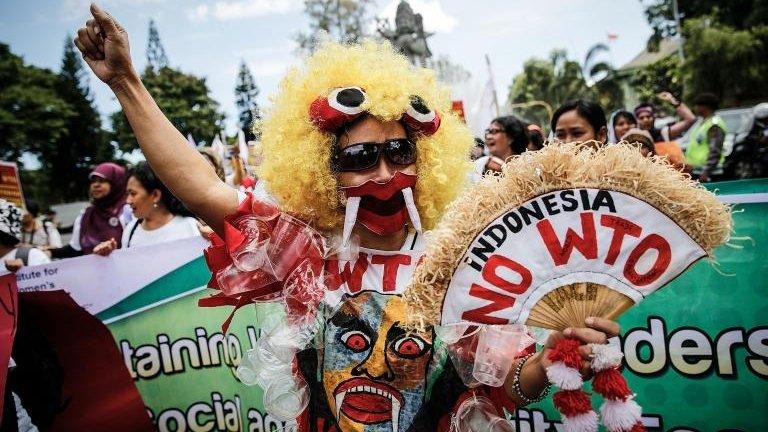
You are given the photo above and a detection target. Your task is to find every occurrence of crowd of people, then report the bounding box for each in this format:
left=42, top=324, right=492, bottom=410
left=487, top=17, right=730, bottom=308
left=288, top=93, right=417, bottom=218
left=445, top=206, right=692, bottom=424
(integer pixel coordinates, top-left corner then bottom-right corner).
left=472, top=91, right=763, bottom=184
left=1, top=137, right=259, bottom=273
left=2, top=89, right=734, bottom=274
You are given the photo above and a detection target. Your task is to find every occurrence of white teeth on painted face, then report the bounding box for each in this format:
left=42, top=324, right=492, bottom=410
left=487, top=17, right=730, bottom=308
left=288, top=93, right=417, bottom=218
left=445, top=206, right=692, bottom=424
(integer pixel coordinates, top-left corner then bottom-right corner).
left=335, top=390, right=347, bottom=420
left=401, top=187, right=422, bottom=233
left=335, top=385, right=402, bottom=431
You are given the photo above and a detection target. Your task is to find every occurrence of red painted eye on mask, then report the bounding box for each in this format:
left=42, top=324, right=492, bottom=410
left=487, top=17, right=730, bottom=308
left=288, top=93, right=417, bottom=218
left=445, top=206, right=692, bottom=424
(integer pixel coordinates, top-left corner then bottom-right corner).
left=402, top=95, right=441, bottom=136
left=341, top=330, right=371, bottom=353
left=392, top=335, right=428, bottom=358
left=309, top=87, right=368, bottom=133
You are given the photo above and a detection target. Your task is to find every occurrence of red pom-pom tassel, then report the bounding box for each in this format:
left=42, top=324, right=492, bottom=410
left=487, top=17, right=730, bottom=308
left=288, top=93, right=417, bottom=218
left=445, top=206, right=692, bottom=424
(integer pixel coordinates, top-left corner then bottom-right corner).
left=552, top=389, right=592, bottom=417
left=630, top=421, right=646, bottom=432
left=592, top=368, right=632, bottom=400
left=548, top=337, right=583, bottom=369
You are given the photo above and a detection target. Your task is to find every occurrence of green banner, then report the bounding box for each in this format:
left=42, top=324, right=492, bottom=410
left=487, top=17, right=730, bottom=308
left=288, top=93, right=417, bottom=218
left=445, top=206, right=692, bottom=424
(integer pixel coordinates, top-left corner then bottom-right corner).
left=87, top=179, right=766, bottom=432
left=100, top=259, right=289, bottom=432
left=513, top=179, right=768, bottom=432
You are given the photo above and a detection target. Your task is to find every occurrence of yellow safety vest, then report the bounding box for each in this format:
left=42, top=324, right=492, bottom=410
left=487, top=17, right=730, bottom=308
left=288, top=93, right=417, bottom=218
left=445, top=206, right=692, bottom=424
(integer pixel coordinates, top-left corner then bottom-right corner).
left=685, top=115, right=727, bottom=168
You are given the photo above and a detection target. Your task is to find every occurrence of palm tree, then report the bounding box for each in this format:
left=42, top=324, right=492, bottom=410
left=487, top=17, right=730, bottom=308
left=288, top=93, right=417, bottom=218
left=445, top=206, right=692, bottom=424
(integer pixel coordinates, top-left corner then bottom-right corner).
left=582, top=43, right=624, bottom=112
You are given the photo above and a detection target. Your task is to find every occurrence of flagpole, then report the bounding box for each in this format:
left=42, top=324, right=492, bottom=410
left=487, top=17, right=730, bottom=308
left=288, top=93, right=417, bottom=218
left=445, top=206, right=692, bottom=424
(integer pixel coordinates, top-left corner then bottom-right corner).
left=672, top=0, right=685, bottom=61
left=485, top=54, right=500, bottom=117
left=606, top=33, right=617, bottom=69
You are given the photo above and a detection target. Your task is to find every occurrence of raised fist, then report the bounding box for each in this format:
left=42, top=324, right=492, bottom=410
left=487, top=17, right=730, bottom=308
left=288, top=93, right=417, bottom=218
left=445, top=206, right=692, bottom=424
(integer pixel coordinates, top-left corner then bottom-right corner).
left=74, top=3, right=135, bottom=88
left=657, top=91, right=679, bottom=106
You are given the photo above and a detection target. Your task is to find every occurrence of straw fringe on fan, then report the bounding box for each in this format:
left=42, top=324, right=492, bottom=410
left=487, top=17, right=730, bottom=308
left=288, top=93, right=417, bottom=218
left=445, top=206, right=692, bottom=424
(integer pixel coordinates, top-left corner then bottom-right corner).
left=403, top=141, right=732, bottom=332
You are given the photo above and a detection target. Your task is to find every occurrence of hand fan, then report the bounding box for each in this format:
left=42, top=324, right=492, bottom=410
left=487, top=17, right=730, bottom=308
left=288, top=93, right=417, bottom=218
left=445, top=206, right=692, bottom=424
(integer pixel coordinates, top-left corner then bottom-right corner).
left=403, top=142, right=731, bottom=432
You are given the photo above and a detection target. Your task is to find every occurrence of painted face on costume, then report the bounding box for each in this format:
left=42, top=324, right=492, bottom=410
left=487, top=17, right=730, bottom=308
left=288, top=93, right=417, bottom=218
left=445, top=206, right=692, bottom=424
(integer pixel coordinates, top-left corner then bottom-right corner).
left=323, top=292, right=433, bottom=432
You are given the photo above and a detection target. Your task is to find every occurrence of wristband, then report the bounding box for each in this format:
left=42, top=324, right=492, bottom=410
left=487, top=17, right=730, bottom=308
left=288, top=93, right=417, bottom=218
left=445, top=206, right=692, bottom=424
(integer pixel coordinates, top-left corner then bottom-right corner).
left=513, top=353, right=551, bottom=404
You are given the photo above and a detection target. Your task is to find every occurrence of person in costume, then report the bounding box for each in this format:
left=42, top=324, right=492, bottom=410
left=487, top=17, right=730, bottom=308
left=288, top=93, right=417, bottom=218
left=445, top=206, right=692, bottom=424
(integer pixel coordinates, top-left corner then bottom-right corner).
left=74, top=5, right=620, bottom=430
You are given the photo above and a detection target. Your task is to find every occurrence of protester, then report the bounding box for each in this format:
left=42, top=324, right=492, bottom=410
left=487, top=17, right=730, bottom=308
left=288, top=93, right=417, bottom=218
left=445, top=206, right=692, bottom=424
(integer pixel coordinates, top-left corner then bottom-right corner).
left=475, top=115, right=529, bottom=177
left=48, top=162, right=131, bottom=258
left=634, top=91, right=696, bottom=143
left=608, top=110, right=637, bottom=143
left=685, top=93, right=727, bottom=182
left=620, top=128, right=656, bottom=157
left=75, top=6, right=620, bottom=429
left=19, top=200, right=62, bottom=249
left=724, top=102, right=768, bottom=179
left=526, top=123, right=545, bottom=151
left=93, top=161, right=200, bottom=254
left=470, top=137, right=485, bottom=160
left=1, top=199, right=50, bottom=272
left=551, top=99, right=607, bottom=145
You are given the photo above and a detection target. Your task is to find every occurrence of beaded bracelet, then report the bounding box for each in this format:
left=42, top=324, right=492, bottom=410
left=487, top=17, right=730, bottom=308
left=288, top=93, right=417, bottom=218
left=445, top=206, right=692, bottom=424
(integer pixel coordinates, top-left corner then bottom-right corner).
left=512, top=353, right=551, bottom=405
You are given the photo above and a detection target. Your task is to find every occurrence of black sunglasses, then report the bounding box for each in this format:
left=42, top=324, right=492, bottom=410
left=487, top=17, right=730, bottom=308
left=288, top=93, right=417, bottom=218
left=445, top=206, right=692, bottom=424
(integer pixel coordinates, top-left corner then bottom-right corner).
left=331, top=138, right=417, bottom=172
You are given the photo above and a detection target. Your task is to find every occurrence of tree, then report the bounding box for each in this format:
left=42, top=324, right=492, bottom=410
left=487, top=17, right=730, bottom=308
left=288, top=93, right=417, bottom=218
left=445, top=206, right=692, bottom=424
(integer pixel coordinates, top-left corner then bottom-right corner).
left=146, top=19, right=169, bottom=71
left=0, top=43, right=72, bottom=205
left=630, top=55, right=683, bottom=103
left=681, top=17, right=768, bottom=104
left=582, top=43, right=624, bottom=114
left=508, top=49, right=594, bottom=130
left=234, top=61, right=260, bottom=141
left=49, top=37, right=114, bottom=202
left=111, top=66, right=225, bottom=151
left=639, top=1, right=768, bottom=106
left=641, top=0, right=768, bottom=50
left=295, top=0, right=375, bottom=54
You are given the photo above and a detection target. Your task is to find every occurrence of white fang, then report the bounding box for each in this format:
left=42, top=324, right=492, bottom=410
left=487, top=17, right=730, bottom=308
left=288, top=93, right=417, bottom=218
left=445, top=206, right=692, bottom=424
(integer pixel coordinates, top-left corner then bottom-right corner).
left=341, top=196, right=361, bottom=248
left=401, top=187, right=422, bottom=233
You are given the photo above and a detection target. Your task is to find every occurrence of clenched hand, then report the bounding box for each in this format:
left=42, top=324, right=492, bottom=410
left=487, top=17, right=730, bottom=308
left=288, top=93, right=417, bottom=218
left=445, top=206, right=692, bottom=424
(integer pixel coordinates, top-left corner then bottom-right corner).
left=74, top=3, right=135, bottom=88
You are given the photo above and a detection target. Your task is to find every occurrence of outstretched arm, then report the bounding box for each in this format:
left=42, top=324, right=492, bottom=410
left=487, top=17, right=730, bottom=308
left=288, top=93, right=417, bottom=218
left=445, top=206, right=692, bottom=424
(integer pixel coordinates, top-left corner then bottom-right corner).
left=75, top=4, right=237, bottom=234
left=658, top=92, right=697, bottom=140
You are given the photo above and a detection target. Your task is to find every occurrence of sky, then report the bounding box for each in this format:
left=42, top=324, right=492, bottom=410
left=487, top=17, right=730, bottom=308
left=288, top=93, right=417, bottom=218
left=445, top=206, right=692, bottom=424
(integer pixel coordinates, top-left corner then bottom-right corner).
left=0, top=0, right=653, bottom=138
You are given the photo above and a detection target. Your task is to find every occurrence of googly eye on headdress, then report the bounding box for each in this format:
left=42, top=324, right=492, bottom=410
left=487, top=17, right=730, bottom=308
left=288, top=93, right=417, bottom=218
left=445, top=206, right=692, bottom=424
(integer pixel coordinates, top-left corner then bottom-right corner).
left=402, top=95, right=441, bottom=136
left=309, top=87, right=368, bottom=132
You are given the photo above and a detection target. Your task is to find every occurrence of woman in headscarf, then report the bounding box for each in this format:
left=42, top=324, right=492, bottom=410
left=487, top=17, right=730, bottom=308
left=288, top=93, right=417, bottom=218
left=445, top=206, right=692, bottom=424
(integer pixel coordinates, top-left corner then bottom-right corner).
left=49, top=162, right=131, bottom=258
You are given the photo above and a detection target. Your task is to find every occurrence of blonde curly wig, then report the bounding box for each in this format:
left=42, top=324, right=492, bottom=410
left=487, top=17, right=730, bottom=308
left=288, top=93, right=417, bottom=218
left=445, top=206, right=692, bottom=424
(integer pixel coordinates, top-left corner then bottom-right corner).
left=256, top=40, right=473, bottom=232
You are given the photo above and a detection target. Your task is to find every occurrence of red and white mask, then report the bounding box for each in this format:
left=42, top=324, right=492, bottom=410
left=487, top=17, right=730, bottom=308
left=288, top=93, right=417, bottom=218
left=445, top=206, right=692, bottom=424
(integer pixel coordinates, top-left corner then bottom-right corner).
left=339, top=172, right=422, bottom=247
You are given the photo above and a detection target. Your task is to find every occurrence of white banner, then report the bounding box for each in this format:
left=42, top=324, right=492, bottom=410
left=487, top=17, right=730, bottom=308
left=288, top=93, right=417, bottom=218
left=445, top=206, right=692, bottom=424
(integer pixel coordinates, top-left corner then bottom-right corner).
left=441, top=188, right=706, bottom=325
left=13, top=236, right=208, bottom=314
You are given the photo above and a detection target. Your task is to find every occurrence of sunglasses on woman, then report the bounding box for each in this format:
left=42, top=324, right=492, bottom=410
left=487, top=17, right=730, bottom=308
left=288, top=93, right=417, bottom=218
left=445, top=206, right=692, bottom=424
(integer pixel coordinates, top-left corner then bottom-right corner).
left=331, top=138, right=417, bottom=172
